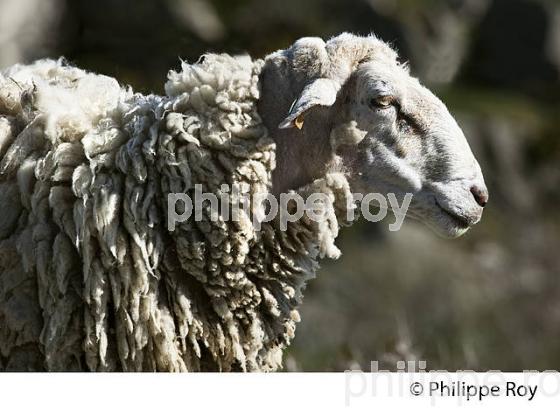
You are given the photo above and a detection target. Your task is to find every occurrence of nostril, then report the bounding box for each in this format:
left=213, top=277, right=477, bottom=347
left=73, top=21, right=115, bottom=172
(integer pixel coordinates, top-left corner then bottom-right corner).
left=470, top=185, right=489, bottom=207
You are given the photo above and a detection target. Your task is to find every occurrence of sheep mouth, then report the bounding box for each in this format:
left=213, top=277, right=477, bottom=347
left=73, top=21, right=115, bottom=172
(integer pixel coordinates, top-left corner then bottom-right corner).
left=435, top=201, right=472, bottom=229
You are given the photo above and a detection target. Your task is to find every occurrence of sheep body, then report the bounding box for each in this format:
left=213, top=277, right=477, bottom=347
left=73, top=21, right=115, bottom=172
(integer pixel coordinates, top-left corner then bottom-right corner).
left=0, top=55, right=351, bottom=371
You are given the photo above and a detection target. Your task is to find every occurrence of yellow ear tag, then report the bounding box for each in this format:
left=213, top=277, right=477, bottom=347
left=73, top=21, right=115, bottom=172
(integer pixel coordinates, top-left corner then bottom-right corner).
left=294, top=115, right=304, bottom=130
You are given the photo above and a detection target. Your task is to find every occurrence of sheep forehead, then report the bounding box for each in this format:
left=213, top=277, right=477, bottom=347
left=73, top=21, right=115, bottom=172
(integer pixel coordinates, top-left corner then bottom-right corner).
left=287, top=33, right=399, bottom=80
left=358, top=60, right=408, bottom=85
left=325, top=33, right=399, bottom=74
left=352, top=61, right=421, bottom=110
left=326, top=33, right=398, bottom=62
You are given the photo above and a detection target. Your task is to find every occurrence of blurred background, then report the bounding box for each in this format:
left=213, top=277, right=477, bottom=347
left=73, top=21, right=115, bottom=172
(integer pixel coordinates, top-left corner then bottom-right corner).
left=1, top=0, right=559, bottom=371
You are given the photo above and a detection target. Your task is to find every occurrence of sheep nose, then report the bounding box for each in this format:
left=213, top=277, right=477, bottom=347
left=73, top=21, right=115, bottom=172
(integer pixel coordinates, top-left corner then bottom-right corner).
left=470, top=185, right=489, bottom=207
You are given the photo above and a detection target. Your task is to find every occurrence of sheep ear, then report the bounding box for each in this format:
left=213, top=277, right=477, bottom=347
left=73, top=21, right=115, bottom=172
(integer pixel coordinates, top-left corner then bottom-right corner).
left=278, top=78, right=339, bottom=129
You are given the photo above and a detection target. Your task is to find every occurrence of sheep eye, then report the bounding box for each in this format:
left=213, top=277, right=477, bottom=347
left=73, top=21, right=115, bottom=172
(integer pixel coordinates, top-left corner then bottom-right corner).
left=370, top=95, right=394, bottom=109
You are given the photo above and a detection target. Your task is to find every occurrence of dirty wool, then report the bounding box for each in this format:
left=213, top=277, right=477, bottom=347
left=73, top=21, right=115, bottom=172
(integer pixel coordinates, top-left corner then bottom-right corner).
left=0, top=55, right=353, bottom=371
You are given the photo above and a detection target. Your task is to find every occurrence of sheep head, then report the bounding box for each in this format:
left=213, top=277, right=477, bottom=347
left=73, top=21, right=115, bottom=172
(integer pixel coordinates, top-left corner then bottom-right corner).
left=259, top=33, right=488, bottom=238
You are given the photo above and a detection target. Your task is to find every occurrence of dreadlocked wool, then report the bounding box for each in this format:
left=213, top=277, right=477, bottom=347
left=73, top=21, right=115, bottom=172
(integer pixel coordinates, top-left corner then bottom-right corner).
left=0, top=55, right=354, bottom=371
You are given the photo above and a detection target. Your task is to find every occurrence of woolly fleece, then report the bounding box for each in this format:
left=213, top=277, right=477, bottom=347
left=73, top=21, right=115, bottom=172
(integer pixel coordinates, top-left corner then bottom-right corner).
left=0, top=55, right=352, bottom=371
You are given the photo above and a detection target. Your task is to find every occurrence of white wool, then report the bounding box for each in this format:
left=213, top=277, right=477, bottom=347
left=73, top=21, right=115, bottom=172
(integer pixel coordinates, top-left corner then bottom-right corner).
left=0, top=56, right=353, bottom=371
left=3, top=59, right=123, bottom=144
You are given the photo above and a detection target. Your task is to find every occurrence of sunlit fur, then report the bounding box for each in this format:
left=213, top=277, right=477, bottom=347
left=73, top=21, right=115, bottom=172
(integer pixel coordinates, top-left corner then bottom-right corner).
left=0, top=33, right=486, bottom=371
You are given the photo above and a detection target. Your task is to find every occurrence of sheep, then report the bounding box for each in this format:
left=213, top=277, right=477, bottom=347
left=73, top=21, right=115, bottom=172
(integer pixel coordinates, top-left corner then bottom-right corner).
left=0, top=33, right=488, bottom=371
